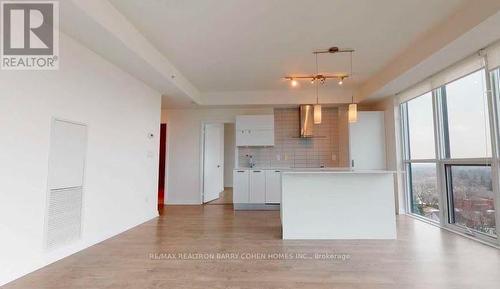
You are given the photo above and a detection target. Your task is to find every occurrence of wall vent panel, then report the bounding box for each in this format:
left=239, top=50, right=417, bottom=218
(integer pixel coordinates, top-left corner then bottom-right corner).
left=46, top=187, right=83, bottom=249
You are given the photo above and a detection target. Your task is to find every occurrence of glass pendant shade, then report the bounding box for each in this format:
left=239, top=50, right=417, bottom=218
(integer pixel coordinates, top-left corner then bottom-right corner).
left=314, top=104, right=322, bottom=124
left=348, top=103, right=358, bottom=123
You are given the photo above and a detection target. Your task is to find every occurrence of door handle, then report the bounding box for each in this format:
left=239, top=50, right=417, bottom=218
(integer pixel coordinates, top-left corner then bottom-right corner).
left=217, top=165, right=221, bottom=168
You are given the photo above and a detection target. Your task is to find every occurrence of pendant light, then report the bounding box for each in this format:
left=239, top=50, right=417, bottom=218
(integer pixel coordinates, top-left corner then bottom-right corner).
left=348, top=102, right=357, bottom=123
left=347, top=51, right=358, bottom=123
left=314, top=53, right=322, bottom=124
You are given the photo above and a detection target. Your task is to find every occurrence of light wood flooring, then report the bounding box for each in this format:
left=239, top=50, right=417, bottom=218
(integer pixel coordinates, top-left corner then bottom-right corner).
left=206, top=187, right=233, bottom=205
left=4, top=205, right=500, bottom=289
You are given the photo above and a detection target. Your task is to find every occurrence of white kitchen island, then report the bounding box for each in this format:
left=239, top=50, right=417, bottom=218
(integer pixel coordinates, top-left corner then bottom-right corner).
left=281, top=170, right=397, bottom=240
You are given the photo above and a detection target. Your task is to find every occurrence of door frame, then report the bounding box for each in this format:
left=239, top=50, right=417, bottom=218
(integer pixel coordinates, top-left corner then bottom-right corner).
left=199, top=120, right=235, bottom=204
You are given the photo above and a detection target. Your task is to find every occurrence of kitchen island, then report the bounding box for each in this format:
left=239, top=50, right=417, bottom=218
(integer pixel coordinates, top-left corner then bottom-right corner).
left=281, top=170, right=396, bottom=240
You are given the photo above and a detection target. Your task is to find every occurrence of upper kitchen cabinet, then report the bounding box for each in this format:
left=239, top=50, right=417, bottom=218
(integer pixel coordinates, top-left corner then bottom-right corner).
left=236, top=115, right=275, bottom=146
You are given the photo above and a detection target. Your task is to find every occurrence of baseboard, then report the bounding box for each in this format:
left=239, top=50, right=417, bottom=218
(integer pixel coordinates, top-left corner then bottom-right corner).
left=233, top=203, right=280, bottom=210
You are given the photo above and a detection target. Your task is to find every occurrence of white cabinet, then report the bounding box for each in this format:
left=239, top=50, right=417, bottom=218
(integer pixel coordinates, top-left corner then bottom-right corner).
left=236, top=115, right=275, bottom=146
left=249, top=170, right=266, bottom=203
left=233, top=169, right=282, bottom=205
left=233, top=170, right=249, bottom=203
left=265, top=170, right=282, bottom=204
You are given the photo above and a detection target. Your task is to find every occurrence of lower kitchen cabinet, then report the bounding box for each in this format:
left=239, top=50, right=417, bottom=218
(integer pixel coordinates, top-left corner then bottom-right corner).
left=249, top=170, right=266, bottom=203
left=265, top=170, right=281, bottom=203
left=233, top=170, right=249, bottom=203
left=233, top=169, right=281, bottom=205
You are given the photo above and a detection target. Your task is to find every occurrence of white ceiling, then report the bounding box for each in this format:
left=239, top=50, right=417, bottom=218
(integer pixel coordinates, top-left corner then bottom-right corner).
left=109, top=0, right=466, bottom=94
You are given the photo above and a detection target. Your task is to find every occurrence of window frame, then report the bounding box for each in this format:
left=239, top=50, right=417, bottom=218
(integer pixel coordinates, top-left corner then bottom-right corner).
left=445, top=163, right=496, bottom=238
left=401, top=90, right=441, bottom=223
left=400, top=67, right=500, bottom=246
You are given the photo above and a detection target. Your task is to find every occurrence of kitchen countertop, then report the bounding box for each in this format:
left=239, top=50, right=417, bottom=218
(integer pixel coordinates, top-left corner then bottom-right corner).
left=235, top=167, right=396, bottom=174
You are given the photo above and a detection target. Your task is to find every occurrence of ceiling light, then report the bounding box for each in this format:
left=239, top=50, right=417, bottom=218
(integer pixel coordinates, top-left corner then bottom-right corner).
left=347, top=52, right=357, bottom=123
left=291, top=79, right=298, bottom=87
left=313, top=54, right=322, bottom=124
left=348, top=103, right=357, bottom=123
left=338, top=79, right=343, bottom=85
left=314, top=104, right=322, bottom=124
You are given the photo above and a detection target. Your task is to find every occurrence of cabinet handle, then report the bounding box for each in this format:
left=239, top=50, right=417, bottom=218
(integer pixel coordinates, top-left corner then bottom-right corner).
left=237, top=171, right=245, bottom=173
left=275, top=170, right=281, bottom=172
left=253, top=170, right=261, bottom=173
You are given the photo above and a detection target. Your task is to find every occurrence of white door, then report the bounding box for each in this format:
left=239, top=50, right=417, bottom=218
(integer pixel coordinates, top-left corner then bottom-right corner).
left=349, top=111, right=386, bottom=170
left=203, top=123, right=224, bottom=203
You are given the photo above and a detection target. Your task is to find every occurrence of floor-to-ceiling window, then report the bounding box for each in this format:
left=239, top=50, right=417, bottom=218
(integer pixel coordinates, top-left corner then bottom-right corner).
left=402, top=92, right=440, bottom=221
left=441, top=70, right=495, bottom=237
left=401, top=64, right=500, bottom=245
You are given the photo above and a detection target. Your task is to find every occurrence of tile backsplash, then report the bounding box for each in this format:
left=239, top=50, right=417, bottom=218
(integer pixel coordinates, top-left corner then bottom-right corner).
left=238, top=107, right=344, bottom=168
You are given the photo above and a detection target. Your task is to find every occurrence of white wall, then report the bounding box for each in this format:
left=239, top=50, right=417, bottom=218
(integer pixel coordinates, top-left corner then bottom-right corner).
left=164, top=107, right=273, bottom=204
left=0, top=34, right=161, bottom=285
left=224, top=123, right=235, bottom=188
left=370, top=97, right=406, bottom=214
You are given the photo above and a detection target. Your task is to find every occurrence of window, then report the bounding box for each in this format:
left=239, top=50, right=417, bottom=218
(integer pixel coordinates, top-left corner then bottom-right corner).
left=443, top=70, right=491, bottom=158
left=402, top=92, right=439, bottom=221
left=407, top=92, right=435, bottom=159
left=447, top=165, right=495, bottom=236
left=401, top=66, right=500, bottom=243
left=409, top=163, right=439, bottom=221
left=492, top=68, right=500, bottom=139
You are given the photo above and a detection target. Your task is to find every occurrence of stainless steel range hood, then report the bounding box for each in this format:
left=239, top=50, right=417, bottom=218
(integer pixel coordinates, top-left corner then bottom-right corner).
left=300, top=105, right=314, bottom=138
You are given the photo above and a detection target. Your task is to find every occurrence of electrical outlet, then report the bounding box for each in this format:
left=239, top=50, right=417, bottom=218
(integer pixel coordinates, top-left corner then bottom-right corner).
left=276, top=154, right=281, bottom=161
left=331, top=153, right=337, bottom=161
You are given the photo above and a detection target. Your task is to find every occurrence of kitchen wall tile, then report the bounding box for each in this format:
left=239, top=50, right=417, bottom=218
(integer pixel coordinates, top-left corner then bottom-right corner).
left=237, top=107, right=342, bottom=168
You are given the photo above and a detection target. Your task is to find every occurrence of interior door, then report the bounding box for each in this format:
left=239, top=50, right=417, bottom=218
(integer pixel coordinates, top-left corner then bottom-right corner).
left=203, top=123, right=224, bottom=203
left=349, top=111, right=386, bottom=170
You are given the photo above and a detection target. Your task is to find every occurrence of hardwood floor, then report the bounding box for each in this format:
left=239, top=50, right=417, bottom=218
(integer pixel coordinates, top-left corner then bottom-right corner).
left=4, top=205, right=500, bottom=289
left=206, top=187, right=233, bottom=205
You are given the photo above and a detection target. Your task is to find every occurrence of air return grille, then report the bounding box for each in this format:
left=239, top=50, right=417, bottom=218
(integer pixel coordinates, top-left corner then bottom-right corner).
left=46, top=187, right=83, bottom=249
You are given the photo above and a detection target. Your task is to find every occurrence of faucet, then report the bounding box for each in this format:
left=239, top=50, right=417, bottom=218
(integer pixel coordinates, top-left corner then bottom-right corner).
left=246, top=154, right=256, bottom=168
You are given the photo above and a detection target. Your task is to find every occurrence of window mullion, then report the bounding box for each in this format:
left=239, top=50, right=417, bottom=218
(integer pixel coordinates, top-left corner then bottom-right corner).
left=485, top=65, right=500, bottom=245
left=433, top=87, right=448, bottom=226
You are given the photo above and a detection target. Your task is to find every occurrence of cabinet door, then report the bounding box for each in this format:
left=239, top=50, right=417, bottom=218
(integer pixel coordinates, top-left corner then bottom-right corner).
left=236, top=129, right=250, bottom=146
left=233, top=170, right=249, bottom=203
left=236, top=115, right=274, bottom=130
left=247, top=129, right=274, bottom=146
left=265, top=170, right=281, bottom=204
left=249, top=170, right=266, bottom=203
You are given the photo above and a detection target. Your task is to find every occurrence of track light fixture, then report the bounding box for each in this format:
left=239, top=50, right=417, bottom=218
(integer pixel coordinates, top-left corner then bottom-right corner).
left=285, top=74, right=348, bottom=87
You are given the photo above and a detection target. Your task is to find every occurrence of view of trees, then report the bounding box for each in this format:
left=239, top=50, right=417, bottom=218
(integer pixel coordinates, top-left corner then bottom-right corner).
left=410, top=164, right=440, bottom=221
left=411, top=164, right=496, bottom=236
left=450, top=166, right=496, bottom=236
